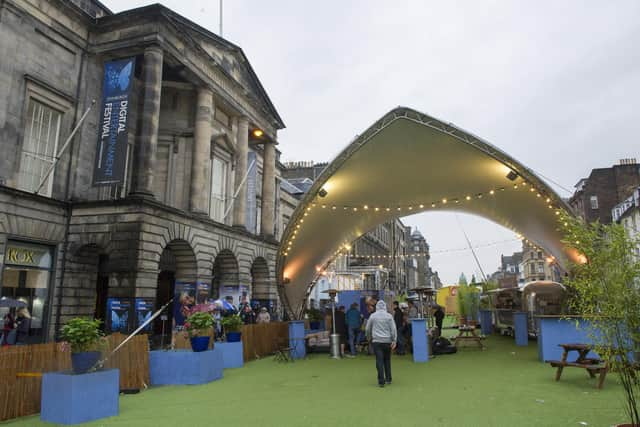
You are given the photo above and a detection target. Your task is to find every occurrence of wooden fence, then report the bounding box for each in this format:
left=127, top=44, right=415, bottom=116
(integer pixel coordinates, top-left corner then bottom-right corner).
left=241, top=322, right=289, bottom=361
left=0, top=333, right=149, bottom=422
left=174, top=322, right=290, bottom=362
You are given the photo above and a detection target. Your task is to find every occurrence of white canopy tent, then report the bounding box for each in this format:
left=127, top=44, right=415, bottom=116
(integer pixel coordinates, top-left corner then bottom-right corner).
left=277, top=107, right=580, bottom=318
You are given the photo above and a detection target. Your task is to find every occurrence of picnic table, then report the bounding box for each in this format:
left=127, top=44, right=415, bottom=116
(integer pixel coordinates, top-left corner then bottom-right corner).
left=547, top=343, right=609, bottom=388
left=453, top=325, right=485, bottom=350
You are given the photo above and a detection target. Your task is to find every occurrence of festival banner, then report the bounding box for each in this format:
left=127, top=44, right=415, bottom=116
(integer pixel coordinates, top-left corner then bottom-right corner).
left=93, top=57, right=136, bottom=186
left=106, top=297, right=134, bottom=333
left=135, top=298, right=154, bottom=332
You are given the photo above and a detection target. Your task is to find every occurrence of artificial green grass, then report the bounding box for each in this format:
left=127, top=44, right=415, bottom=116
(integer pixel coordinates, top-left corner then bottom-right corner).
left=5, top=335, right=627, bottom=427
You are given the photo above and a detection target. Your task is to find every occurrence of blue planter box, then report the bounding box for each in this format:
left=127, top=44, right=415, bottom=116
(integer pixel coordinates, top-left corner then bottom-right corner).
left=41, top=369, right=119, bottom=425
left=216, top=342, right=244, bottom=368
left=149, top=349, right=223, bottom=385
left=537, top=317, right=600, bottom=362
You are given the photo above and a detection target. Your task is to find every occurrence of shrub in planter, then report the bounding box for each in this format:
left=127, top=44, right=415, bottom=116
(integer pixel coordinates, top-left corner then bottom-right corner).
left=306, top=307, right=324, bottom=329
left=221, top=314, right=243, bottom=342
left=184, top=311, right=214, bottom=352
left=59, top=318, right=105, bottom=374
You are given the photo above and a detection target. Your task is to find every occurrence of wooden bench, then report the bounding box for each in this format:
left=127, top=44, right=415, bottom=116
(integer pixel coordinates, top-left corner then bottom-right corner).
left=547, top=343, right=609, bottom=389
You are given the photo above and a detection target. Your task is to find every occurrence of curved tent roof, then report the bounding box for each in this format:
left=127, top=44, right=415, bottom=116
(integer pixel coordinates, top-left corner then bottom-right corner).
left=277, top=107, right=579, bottom=318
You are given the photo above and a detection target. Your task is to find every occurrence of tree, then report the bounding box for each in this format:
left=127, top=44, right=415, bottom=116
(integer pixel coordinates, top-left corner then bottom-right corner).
left=559, top=211, right=640, bottom=426
left=470, top=274, right=477, bottom=284
left=458, top=273, right=468, bottom=286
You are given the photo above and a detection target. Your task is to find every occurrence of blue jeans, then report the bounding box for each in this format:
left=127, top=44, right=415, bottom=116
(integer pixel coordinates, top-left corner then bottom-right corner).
left=348, top=327, right=360, bottom=355
left=373, top=342, right=392, bottom=384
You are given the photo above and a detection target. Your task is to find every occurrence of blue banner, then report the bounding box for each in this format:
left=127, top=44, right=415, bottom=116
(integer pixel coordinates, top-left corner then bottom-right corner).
left=93, top=57, right=136, bottom=186
left=106, top=297, right=133, bottom=333
left=135, top=298, right=154, bottom=332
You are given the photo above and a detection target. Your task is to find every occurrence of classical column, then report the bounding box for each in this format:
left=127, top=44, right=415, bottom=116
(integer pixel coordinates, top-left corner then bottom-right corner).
left=132, top=45, right=163, bottom=197
left=260, top=142, right=276, bottom=239
left=232, top=117, right=249, bottom=229
left=190, top=87, right=214, bottom=215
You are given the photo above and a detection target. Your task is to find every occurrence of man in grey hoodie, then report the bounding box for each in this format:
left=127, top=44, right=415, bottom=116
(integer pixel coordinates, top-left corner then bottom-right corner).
left=365, top=300, right=397, bottom=387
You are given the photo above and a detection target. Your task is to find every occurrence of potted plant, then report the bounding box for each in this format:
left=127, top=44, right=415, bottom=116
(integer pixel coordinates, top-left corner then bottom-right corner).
left=184, top=311, right=214, bottom=352
left=457, top=285, right=480, bottom=327
left=221, top=314, right=243, bottom=342
left=559, top=212, right=640, bottom=427
left=306, top=307, right=323, bottom=330
left=59, top=318, right=105, bottom=374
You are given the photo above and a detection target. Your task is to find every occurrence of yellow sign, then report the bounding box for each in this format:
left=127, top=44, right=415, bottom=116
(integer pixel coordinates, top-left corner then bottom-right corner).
left=5, top=244, right=50, bottom=268
left=6, top=248, right=36, bottom=264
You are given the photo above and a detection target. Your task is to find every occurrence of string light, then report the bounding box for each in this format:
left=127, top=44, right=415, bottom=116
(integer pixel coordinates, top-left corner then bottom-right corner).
left=282, top=178, right=565, bottom=254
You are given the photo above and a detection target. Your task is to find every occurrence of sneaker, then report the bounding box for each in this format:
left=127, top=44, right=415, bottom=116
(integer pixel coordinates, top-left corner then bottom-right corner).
left=378, top=383, right=385, bottom=388
left=386, top=380, right=392, bottom=385
left=345, top=354, right=356, bottom=358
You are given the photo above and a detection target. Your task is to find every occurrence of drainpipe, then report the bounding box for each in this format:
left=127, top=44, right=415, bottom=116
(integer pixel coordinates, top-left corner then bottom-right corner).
left=53, top=38, right=89, bottom=341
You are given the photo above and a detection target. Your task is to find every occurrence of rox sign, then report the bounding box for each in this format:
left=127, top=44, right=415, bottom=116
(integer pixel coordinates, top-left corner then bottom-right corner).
left=5, top=245, right=49, bottom=267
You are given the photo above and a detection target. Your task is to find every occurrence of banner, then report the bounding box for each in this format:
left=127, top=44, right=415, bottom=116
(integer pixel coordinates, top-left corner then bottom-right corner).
left=135, top=298, right=154, bottom=332
left=173, top=282, right=196, bottom=328
left=93, top=57, right=136, bottom=186
left=106, top=298, right=134, bottom=333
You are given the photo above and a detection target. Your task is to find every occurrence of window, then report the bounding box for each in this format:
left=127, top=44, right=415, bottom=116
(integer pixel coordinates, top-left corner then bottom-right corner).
left=537, top=262, right=545, bottom=274
left=590, top=195, right=598, bottom=210
left=18, top=98, right=62, bottom=196
left=210, top=156, right=228, bottom=222
left=1, top=241, right=54, bottom=344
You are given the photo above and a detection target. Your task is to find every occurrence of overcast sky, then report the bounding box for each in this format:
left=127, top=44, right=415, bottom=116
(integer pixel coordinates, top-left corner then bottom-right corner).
left=108, top=0, right=640, bottom=284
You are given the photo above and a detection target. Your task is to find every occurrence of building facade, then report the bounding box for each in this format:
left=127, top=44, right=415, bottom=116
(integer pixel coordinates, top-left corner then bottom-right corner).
left=0, top=0, right=289, bottom=342
left=612, top=186, right=640, bottom=258
left=569, top=159, right=640, bottom=224
left=519, top=241, right=560, bottom=284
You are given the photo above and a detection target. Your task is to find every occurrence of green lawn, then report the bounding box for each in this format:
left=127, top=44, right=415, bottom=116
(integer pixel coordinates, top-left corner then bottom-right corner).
left=5, top=335, right=627, bottom=427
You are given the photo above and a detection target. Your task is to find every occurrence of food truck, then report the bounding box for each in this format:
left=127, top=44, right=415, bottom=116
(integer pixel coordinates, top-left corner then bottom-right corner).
left=488, top=281, right=566, bottom=337
left=521, top=281, right=567, bottom=337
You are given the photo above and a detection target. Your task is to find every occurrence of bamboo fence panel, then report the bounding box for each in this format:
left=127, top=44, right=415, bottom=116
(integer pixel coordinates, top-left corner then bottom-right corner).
left=241, top=322, right=289, bottom=361
left=0, top=333, right=150, bottom=422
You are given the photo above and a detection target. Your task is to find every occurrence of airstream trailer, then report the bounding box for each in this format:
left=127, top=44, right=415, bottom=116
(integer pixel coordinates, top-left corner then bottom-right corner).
left=521, top=280, right=567, bottom=337
left=488, top=281, right=566, bottom=337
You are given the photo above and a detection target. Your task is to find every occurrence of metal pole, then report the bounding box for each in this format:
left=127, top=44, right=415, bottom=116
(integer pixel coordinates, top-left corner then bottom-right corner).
left=222, top=159, right=256, bottom=221
left=35, top=100, right=96, bottom=195
left=219, top=0, right=223, bottom=36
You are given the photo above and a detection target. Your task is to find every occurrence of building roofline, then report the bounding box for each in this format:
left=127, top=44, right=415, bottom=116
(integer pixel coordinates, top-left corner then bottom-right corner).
left=100, top=3, right=285, bottom=130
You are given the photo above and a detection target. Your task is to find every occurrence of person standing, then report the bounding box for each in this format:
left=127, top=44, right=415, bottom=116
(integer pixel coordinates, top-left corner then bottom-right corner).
left=345, top=303, right=361, bottom=357
left=407, top=300, right=419, bottom=319
left=392, top=301, right=405, bottom=355
left=333, top=305, right=347, bottom=357
left=434, top=305, right=445, bottom=337
left=15, top=307, right=31, bottom=345
left=256, top=307, right=271, bottom=323
left=366, top=301, right=397, bottom=387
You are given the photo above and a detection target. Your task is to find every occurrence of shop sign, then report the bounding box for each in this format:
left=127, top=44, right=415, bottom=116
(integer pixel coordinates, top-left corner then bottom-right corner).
left=5, top=243, right=51, bottom=268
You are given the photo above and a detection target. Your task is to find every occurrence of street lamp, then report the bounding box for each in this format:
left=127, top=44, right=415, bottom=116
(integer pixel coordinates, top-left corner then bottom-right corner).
left=322, top=288, right=341, bottom=359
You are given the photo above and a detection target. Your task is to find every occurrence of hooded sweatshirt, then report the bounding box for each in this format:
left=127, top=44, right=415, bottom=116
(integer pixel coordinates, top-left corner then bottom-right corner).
left=365, top=301, right=397, bottom=344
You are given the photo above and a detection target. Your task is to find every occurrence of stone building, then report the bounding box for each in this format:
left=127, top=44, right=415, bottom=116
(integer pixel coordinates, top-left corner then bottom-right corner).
left=569, top=159, right=640, bottom=224
left=0, top=0, right=289, bottom=342
left=519, top=241, right=560, bottom=284
left=612, top=186, right=640, bottom=258
left=409, top=229, right=431, bottom=287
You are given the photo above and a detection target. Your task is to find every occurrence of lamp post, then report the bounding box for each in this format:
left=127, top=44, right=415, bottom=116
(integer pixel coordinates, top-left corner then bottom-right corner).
left=323, top=288, right=341, bottom=359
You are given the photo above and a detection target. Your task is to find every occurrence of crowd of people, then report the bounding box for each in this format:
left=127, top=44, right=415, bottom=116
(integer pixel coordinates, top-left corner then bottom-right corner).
left=324, top=297, right=447, bottom=358
left=1, top=307, right=31, bottom=346
left=322, top=297, right=447, bottom=387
